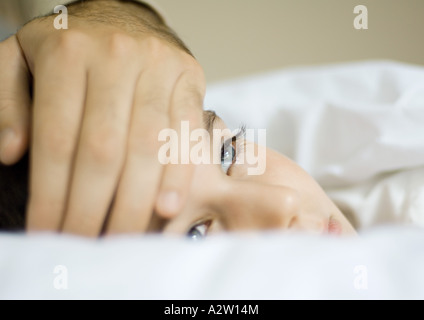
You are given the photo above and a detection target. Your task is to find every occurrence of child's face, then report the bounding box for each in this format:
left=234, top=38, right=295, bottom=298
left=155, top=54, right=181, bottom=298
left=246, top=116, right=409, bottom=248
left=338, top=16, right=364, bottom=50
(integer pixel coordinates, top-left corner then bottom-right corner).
left=147, top=112, right=357, bottom=239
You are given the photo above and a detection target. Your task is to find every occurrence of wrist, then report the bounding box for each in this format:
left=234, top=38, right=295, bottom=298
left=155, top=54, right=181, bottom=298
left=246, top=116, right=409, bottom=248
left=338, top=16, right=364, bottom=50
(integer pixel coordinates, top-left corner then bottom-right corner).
left=68, top=0, right=165, bottom=29
left=69, top=0, right=193, bottom=56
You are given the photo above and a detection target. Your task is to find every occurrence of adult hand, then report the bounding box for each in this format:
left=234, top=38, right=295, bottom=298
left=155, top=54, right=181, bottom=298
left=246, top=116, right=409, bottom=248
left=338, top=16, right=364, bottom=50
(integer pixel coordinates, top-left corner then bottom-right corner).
left=0, top=0, right=205, bottom=236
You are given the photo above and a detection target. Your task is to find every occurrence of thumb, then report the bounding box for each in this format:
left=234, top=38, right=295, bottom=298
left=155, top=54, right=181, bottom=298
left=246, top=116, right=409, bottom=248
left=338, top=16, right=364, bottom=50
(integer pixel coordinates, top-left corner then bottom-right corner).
left=0, top=35, right=30, bottom=165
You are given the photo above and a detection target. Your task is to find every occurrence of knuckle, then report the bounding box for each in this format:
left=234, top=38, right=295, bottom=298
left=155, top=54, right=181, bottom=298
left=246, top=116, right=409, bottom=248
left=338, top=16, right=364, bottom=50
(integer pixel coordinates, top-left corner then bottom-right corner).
left=141, top=95, right=168, bottom=115
left=129, top=127, right=160, bottom=157
left=174, top=105, right=203, bottom=126
left=38, top=126, right=75, bottom=161
left=84, top=128, right=122, bottom=165
left=141, top=36, right=168, bottom=57
left=0, top=99, right=30, bottom=130
left=46, top=30, right=88, bottom=59
left=173, top=75, right=206, bottom=116
left=181, top=60, right=206, bottom=86
left=0, top=100, right=13, bottom=115
left=187, top=60, right=206, bottom=79
left=106, top=32, right=137, bottom=59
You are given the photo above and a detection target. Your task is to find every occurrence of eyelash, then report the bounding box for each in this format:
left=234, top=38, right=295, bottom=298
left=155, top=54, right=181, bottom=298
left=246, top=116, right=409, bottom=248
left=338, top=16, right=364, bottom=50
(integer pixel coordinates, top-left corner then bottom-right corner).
left=221, top=125, right=246, bottom=175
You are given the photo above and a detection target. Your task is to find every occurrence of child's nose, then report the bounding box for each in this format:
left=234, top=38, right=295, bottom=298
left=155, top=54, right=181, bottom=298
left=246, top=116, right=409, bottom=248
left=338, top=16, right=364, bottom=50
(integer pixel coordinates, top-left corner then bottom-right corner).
left=220, top=181, right=301, bottom=231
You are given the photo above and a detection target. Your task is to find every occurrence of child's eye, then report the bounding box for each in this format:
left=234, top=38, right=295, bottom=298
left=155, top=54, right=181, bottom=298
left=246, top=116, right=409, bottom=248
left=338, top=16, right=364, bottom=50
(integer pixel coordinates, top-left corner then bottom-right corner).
left=220, top=140, right=236, bottom=174
left=220, top=125, right=246, bottom=175
left=187, top=221, right=211, bottom=240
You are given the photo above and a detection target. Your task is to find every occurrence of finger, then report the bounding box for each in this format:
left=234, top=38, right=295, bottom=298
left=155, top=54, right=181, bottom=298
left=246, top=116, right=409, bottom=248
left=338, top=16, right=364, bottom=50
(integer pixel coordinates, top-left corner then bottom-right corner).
left=62, top=57, right=138, bottom=237
left=0, top=36, right=30, bottom=165
left=155, top=67, right=206, bottom=218
left=26, top=48, right=86, bottom=231
left=105, top=67, right=175, bottom=234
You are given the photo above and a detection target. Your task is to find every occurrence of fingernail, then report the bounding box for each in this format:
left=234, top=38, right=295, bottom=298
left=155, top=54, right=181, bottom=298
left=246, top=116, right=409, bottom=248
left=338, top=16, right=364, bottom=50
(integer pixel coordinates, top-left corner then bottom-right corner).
left=0, top=129, right=15, bottom=164
left=157, top=191, right=181, bottom=217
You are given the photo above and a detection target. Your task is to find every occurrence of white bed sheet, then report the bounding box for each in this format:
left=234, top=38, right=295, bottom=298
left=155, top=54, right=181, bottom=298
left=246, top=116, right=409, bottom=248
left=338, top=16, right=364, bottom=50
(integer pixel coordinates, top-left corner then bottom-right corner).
left=1, top=60, right=424, bottom=299
left=1, top=227, right=424, bottom=300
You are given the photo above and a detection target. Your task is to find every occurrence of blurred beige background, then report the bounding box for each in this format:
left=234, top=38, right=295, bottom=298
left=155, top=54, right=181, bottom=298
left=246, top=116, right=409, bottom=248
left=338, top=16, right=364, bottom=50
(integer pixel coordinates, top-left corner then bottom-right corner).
left=153, top=0, right=424, bottom=84
left=1, top=0, right=423, bottom=84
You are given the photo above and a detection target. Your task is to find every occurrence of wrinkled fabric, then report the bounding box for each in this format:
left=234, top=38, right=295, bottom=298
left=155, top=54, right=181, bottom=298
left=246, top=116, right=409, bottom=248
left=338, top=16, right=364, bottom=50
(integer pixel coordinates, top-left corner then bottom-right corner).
left=205, top=60, right=424, bottom=229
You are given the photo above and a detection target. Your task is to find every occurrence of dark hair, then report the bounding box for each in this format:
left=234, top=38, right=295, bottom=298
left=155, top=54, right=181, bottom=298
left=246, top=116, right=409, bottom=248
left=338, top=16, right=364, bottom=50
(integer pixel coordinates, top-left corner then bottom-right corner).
left=0, top=153, right=28, bottom=230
